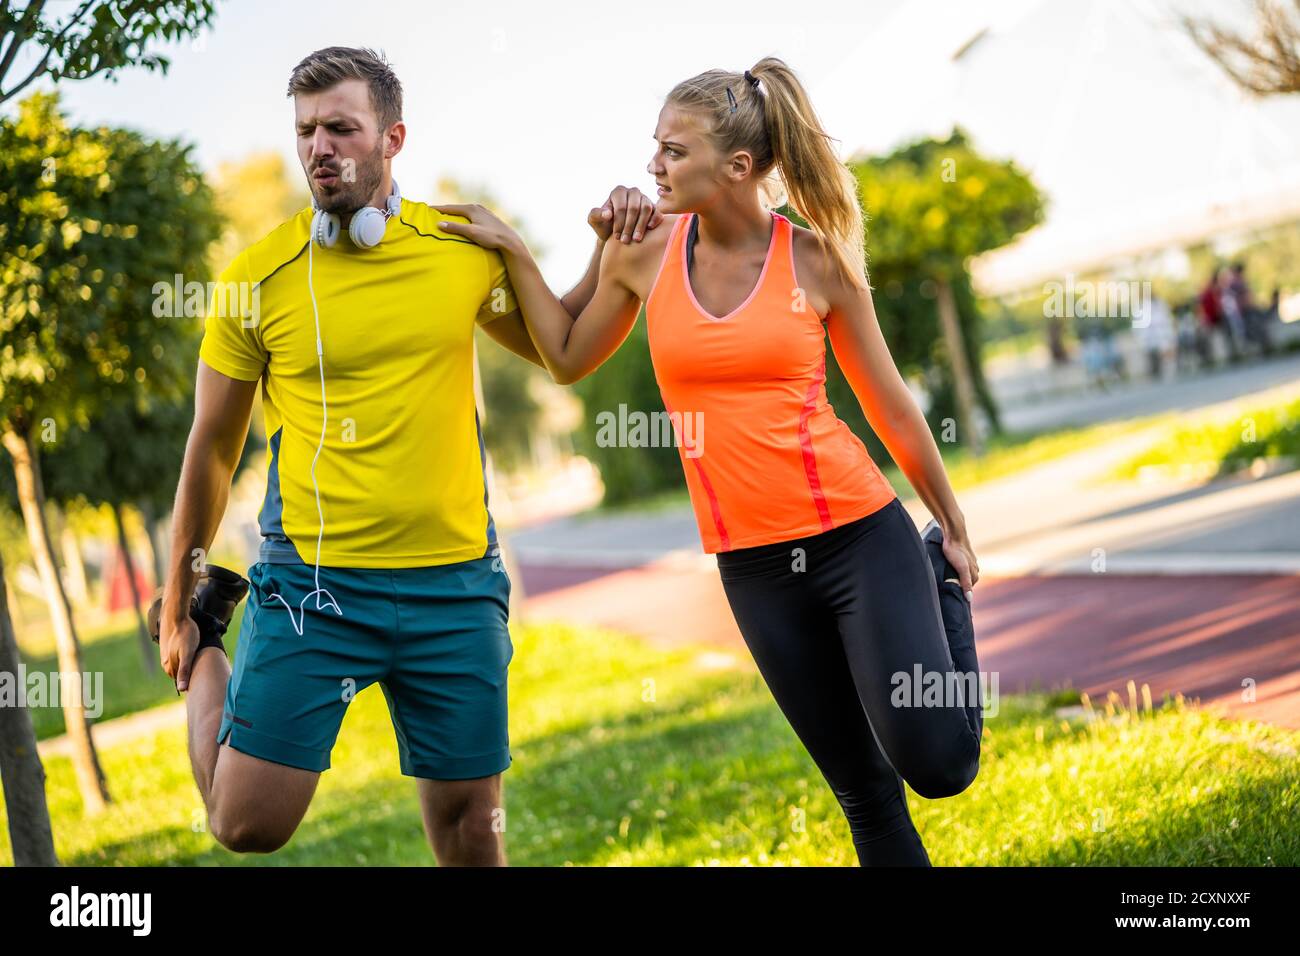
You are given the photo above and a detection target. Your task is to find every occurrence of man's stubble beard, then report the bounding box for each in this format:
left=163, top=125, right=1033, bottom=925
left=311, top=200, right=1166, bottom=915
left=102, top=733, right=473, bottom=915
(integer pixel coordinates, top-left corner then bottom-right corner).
left=314, top=136, right=386, bottom=216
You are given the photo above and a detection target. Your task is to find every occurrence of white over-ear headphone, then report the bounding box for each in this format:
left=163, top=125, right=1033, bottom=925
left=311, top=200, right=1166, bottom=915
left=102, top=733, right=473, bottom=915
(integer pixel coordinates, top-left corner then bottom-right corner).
left=311, top=179, right=402, bottom=249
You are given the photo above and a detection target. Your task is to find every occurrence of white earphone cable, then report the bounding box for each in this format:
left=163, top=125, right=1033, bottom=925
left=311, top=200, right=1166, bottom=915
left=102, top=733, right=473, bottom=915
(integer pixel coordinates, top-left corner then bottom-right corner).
left=266, top=237, right=344, bottom=636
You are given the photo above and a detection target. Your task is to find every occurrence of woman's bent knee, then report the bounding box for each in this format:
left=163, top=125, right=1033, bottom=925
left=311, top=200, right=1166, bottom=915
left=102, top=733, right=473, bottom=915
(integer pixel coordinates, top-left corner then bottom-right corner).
left=905, top=749, right=979, bottom=800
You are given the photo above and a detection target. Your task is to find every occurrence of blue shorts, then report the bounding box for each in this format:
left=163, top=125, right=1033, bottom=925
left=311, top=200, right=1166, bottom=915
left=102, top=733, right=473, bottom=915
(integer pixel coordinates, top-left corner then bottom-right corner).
left=217, top=557, right=513, bottom=779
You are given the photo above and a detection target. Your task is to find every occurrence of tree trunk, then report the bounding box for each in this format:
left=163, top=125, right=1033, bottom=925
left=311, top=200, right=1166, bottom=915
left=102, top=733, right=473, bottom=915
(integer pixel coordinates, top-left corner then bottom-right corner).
left=5, top=573, right=27, bottom=629
left=0, top=548, right=61, bottom=866
left=45, top=506, right=79, bottom=633
left=58, top=515, right=90, bottom=610
left=936, top=278, right=985, bottom=457
left=113, top=502, right=155, bottom=672
left=140, top=499, right=167, bottom=594
left=1, top=424, right=111, bottom=815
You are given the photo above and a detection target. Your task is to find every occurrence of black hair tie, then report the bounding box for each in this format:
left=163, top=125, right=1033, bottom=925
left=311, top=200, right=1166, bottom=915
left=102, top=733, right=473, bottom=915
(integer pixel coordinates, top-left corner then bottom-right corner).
left=729, top=70, right=761, bottom=113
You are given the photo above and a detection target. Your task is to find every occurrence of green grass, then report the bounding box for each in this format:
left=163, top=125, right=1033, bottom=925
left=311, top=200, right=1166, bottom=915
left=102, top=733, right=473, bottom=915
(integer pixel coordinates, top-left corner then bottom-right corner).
left=4, top=622, right=1296, bottom=866
left=1109, top=397, right=1300, bottom=483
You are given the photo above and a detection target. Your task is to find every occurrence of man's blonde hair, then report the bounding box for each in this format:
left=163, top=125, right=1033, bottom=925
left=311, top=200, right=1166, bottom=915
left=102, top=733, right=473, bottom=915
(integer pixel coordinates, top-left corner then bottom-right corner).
left=287, top=46, right=403, bottom=131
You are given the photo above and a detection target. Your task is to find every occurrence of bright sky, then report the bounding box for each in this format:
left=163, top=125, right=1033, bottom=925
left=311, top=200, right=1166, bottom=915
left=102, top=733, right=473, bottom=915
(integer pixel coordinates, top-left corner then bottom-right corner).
left=12, top=0, right=1300, bottom=286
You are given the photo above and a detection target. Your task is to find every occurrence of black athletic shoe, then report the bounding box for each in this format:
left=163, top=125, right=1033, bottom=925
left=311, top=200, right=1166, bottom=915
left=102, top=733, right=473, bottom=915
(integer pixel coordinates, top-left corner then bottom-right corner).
left=147, top=565, right=247, bottom=658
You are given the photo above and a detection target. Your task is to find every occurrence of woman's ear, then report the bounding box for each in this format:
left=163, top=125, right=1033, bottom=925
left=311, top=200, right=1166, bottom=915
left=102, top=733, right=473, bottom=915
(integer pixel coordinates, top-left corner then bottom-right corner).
left=727, top=149, right=755, bottom=183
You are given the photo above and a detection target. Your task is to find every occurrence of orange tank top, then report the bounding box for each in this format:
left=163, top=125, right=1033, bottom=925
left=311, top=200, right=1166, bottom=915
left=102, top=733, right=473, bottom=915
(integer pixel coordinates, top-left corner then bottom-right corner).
left=645, top=210, right=898, bottom=553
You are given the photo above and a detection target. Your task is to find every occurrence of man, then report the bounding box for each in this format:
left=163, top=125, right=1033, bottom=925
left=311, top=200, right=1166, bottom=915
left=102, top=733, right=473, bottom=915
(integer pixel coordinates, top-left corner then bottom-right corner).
left=159, top=46, right=660, bottom=865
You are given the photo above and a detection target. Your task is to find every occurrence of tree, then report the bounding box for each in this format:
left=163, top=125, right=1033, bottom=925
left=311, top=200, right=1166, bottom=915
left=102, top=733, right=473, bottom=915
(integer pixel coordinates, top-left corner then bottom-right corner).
left=209, top=151, right=310, bottom=276
left=0, top=0, right=218, bottom=105
left=850, top=128, right=1044, bottom=456
left=0, top=545, right=59, bottom=865
left=1184, top=0, right=1300, bottom=96
left=1, top=91, right=221, bottom=812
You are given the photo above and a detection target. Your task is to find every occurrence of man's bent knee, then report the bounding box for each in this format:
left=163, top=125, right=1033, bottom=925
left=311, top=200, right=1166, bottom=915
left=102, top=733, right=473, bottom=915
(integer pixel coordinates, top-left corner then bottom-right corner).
left=209, top=808, right=298, bottom=854
left=206, top=745, right=319, bottom=854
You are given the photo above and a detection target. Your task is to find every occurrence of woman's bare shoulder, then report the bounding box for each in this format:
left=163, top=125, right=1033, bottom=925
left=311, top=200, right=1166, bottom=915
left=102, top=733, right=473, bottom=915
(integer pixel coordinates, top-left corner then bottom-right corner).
left=789, top=221, right=838, bottom=319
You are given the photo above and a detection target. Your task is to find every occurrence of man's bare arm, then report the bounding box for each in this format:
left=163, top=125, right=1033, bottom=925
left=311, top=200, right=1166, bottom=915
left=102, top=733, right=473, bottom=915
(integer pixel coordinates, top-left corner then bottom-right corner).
left=161, top=360, right=258, bottom=690
left=478, top=310, right=547, bottom=368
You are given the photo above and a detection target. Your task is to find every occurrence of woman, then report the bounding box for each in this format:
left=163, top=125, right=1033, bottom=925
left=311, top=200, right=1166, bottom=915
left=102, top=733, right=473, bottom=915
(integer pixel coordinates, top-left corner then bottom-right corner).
left=438, top=57, right=983, bottom=867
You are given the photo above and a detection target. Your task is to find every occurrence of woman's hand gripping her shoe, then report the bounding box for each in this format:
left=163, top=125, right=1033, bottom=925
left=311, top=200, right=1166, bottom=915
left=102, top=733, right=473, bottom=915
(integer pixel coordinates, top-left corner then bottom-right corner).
left=921, top=518, right=979, bottom=603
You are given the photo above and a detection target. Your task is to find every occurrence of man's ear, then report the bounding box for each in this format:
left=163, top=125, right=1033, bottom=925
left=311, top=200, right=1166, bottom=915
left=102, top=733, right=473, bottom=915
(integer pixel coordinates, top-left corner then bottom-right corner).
left=385, top=121, right=407, bottom=159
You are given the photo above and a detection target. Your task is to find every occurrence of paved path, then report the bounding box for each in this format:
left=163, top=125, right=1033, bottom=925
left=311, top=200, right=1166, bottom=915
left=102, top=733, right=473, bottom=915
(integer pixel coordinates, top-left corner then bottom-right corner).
left=996, top=346, right=1300, bottom=433
left=39, top=700, right=186, bottom=760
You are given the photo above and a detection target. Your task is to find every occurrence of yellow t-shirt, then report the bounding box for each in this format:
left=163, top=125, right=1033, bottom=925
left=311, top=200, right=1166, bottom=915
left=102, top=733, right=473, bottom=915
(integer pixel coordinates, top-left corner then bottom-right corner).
left=199, top=198, right=518, bottom=568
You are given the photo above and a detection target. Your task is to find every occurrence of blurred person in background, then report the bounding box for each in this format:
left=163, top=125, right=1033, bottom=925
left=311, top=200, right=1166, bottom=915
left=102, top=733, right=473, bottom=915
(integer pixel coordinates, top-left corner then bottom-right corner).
left=1174, top=299, right=1211, bottom=373
left=1215, top=266, right=1247, bottom=362
left=1045, top=313, right=1070, bottom=366
left=1197, top=270, right=1230, bottom=365
left=1136, top=291, right=1176, bottom=380
left=1229, top=262, right=1274, bottom=358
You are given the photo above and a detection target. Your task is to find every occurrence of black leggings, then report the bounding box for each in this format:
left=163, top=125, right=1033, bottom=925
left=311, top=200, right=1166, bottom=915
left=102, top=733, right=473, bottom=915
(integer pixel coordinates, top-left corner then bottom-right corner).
left=715, top=496, right=982, bottom=866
